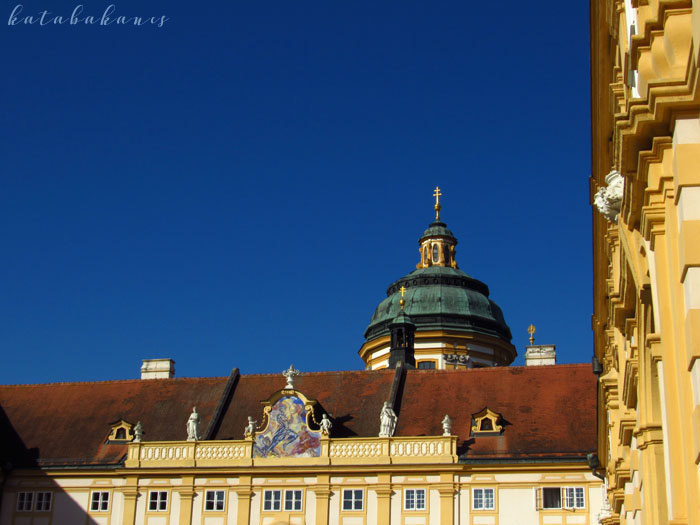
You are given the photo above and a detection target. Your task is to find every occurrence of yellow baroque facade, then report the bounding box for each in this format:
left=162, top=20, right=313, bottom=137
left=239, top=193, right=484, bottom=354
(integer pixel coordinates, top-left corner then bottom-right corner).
left=590, top=0, right=700, bottom=523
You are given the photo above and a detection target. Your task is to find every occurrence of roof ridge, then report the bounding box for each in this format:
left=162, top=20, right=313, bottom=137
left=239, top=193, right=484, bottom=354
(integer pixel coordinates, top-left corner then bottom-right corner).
left=0, top=376, right=229, bottom=388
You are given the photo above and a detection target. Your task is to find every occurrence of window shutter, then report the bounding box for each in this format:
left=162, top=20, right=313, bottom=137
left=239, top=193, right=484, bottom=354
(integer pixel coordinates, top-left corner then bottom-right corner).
left=534, top=488, right=542, bottom=510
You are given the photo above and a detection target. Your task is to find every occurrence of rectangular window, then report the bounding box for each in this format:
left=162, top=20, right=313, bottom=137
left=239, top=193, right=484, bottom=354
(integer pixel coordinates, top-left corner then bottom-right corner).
left=90, top=491, right=110, bottom=512
left=205, top=490, right=225, bottom=511
left=404, top=489, right=426, bottom=511
left=35, top=492, right=52, bottom=511
left=473, top=488, right=495, bottom=510
left=541, top=487, right=585, bottom=510
left=342, top=489, right=364, bottom=511
left=17, top=492, right=33, bottom=512
left=284, top=489, right=303, bottom=511
left=148, top=491, right=168, bottom=512
left=563, top=487, right=585, bottom=509
left=417, top=361, right=436, bottom=369
left=263, top=490, right=281, bottom=511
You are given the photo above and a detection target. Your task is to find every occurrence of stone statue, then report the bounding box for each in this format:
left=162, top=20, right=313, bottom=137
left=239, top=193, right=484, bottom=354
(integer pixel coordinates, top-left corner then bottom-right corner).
left=379, top=401, right=397, bottom=437
left=244, top=416, right=257, bottom=438
left=282, top=364, right=301, bottom=389
left=186, top=407, right=200, bottom=441
left=319, top=413, right=332, bottom=436
left=442, top=414, right=452, bottom=436
left=593, top=169, right=624, bottom=222
left=133, top=421, right=143, bottom=443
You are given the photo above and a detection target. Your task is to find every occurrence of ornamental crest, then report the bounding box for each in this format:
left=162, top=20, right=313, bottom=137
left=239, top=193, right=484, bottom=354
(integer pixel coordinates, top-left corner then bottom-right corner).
left=253, top=392, right=321, bottom=458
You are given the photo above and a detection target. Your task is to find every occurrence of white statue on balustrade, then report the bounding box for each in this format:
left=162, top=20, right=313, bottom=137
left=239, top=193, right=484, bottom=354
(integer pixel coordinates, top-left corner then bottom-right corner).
left=320, top=413, right=332, bottom=436
left=442, top=414, right=452, bottom=436
left=379, top=402, right=397, bottom=437
left=244, top=416, right=257, bottom=438
left=186, top=406, right=200, bottom=441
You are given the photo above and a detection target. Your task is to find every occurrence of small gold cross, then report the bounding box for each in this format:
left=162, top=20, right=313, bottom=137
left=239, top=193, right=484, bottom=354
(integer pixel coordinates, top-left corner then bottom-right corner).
left=399, top=285, right=407, bottom=310
left=527, top=324, right=536, bottom=345
left=433, top=187, right=442, bottom=221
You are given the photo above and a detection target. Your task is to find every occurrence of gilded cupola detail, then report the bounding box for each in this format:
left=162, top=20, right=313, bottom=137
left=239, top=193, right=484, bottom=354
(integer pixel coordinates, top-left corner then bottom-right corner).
left=417, top=187, right=459, bottom=270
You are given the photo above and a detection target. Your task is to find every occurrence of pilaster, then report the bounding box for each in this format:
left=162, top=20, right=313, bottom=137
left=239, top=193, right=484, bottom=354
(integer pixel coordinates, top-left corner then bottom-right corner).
left=312, top=475, right=331, bottom=525
left=176, top=476, right=195, bottom=525
left=235, top=476, right=253, bottom=525
left=120, top=477, right=139, bottom=525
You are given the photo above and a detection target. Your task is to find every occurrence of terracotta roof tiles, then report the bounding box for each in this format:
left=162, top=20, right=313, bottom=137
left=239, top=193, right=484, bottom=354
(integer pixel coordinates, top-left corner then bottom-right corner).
left=0, top=364, right=596, bottom=467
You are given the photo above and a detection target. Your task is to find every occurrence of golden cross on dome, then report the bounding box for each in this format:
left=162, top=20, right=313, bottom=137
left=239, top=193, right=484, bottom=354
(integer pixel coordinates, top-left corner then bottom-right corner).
left=399, top=285, right=407, bottom=310
left=433, top=186, right=442, bottom=221
left=528, top=324, right=536, bottom=345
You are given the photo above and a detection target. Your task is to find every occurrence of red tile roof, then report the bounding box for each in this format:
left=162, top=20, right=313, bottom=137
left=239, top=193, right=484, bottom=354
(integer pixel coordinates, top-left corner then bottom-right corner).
left=0, top=364, right=596, bottom=467
left=0, top=377, right=228, bottom=466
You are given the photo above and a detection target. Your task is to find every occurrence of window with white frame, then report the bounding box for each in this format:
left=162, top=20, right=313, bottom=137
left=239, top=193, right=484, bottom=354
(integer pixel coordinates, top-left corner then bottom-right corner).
left=204, top=490, right=225, bottom=511
left=35, top=492, right=52, bottom=511
left=263, top=490, right=281, bottom=511
left=284, top=489, right=303, bottom=511
left=342, top=489, right=364, bottom=511
left=90, top=491, right=110, bottom=512
left=404, top=488, right=426, bottom=511
left=17, top=492, right=33, bottom=512
left=539, top=487, right=585, bottom=509
left=148, top=490, right=168, bottom=511
left=473, top=488, right=495, bottom=510
left=564, top=487, right=585, bottom=509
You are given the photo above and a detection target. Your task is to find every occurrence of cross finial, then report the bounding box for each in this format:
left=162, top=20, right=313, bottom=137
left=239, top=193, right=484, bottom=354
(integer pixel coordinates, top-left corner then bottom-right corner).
left=282, top=364, right=301, bottom=389
left=527, top=324, right=536, bottom=345
left=433, top=186, right=442, bottom=221
left=399, top=285, right=407, bottom=310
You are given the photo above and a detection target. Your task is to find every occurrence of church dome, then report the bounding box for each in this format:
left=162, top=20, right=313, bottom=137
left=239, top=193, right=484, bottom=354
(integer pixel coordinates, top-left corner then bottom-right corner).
left=359, top=188, right=516, bottom=369
left=364, top=266, right=512, bottom=343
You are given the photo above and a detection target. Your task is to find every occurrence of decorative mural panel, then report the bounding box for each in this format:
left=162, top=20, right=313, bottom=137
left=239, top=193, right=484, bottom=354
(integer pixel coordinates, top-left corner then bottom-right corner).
left=253, top=395, right=321, bottom=458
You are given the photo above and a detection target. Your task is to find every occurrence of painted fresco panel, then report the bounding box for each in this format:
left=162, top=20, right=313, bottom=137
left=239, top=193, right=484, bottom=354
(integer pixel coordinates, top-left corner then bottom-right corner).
left=253, top=396, right=321, bottom=457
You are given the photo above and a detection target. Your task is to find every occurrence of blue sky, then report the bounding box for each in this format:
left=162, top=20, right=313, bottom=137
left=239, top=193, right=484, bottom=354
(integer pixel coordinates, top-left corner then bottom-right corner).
left=1, top=0, right=592, bottom=384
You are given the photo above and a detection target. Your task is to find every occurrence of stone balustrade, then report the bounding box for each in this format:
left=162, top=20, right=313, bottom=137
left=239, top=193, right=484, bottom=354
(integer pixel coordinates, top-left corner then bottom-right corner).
left=125, top=435, right=456, bottom=468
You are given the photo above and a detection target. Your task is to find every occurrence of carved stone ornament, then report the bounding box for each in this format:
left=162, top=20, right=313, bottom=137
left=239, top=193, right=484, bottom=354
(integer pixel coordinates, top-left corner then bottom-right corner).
left=186, top=406, right=200, bottom=441
left=597, top=478, right=612, bottom=523
left=441, top=414, right=452, bottom=436
left=593, top=169, right=624, bottom=222
left=379, top=401, right=397, bottom=437
left=282, top=364, right=301, bottom=389
left=444, top=353, right=473, bottom=368
left=319, top=413, right=332, bottom=436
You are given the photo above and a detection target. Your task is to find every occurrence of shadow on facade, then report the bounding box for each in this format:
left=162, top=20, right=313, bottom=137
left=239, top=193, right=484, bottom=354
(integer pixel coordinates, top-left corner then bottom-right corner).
left=0, top=405, right=102, bottom=524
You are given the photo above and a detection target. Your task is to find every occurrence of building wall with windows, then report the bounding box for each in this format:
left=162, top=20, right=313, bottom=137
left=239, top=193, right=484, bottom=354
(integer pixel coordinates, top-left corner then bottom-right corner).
left=590, top=0, right=700, bottom=524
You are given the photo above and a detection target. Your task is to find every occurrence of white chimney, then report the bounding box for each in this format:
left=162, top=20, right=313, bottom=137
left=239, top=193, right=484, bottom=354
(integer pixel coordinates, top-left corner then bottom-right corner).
left=524, top=345, right=556, bottom=366
left=141, top=358, right=175, bottom=379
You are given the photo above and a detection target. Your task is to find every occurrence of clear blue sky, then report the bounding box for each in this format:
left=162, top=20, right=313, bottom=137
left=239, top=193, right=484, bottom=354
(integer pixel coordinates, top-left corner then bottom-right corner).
left=1, top=0, right=592, bottom=384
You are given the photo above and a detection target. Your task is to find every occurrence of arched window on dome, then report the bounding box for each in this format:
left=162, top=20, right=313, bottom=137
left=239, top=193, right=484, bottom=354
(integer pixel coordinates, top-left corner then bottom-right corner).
left=432, top=244, right=439, bottom=263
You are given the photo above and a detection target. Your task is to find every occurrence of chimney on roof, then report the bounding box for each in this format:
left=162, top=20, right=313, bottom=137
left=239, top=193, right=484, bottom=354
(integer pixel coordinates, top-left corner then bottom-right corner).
left=141, top=358, right=175, bottom=379
left=524, top=345, right=556, bottom=366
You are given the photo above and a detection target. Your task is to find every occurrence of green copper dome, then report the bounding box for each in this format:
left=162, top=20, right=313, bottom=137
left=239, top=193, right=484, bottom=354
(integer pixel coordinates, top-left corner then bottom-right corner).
left=364, top=266, right=513, bottom=342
